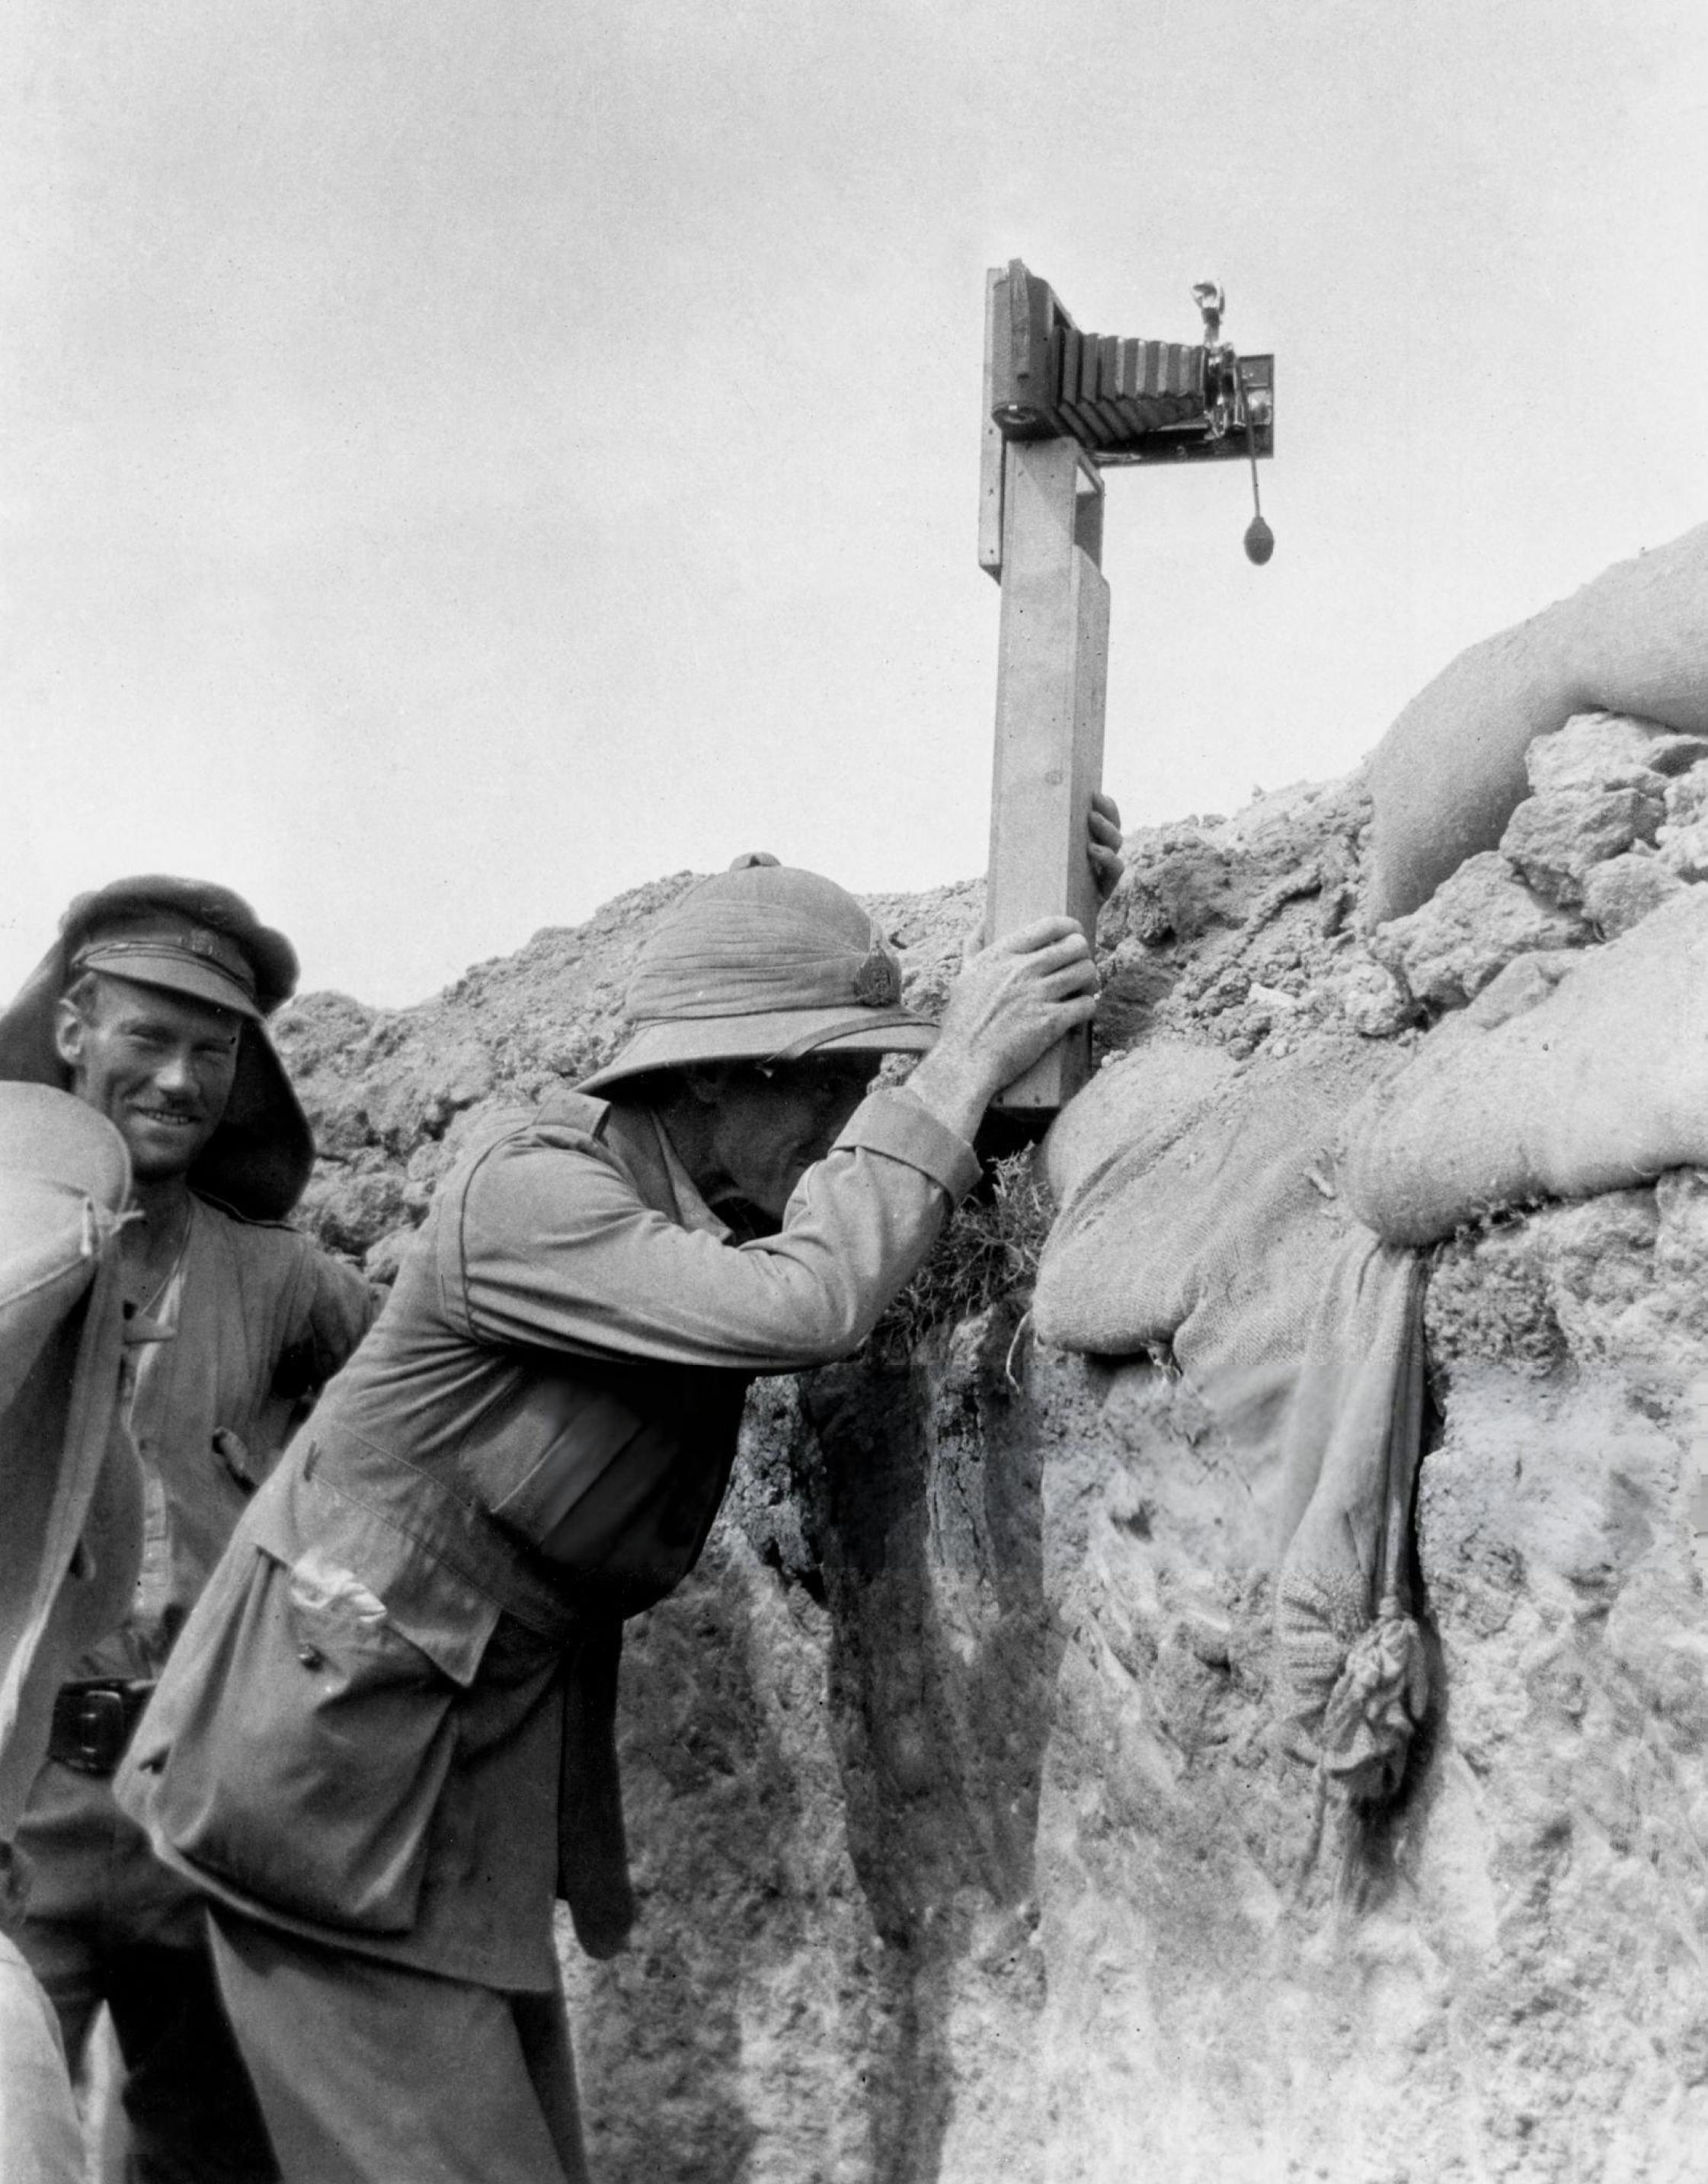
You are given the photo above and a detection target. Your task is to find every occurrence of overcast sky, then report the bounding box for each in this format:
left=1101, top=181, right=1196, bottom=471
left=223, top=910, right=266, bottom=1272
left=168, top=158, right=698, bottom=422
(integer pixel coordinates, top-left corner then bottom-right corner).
left=5, top=2, right=1705, bottom=1006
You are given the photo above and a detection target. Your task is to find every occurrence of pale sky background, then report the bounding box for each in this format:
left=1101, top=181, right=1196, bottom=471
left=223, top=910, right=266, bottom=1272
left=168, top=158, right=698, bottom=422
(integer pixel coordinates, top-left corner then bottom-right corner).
left=4, top=2, right=1706, bottom=1006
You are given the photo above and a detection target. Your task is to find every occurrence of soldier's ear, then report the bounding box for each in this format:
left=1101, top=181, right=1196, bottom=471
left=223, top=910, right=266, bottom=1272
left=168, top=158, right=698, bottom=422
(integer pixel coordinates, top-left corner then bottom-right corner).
left=53, top=996, right=88, bottom=1076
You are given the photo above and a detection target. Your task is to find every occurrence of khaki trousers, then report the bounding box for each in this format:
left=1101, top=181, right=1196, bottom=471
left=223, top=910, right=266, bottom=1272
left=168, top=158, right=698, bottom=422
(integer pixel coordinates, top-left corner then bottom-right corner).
left=206, top=1911, right=590, bottom=2184
left=15, top=1760, right=277, bottom=2184
left=0, top=1930, right=84, bottom=2184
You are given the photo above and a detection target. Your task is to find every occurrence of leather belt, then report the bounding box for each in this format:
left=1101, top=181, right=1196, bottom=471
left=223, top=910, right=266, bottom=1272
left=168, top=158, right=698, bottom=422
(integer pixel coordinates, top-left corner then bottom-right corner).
left=48, top=1679, right=156, bottom=1776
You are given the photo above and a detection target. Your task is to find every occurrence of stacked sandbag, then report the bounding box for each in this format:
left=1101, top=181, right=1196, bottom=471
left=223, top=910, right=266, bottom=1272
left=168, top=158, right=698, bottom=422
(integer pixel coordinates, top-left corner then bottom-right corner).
left=1367, top=708, right=1708, bottom=1012
left=1035, top=702, right=1708, bottom=1805
left=1036, top=1035, right=1238, bottom=1233
left=1365, top=522, right=1708, bottom=925
left=1343, top=887, right=1708, bottom=1246
left=1032, top=1034, right=1396, bottom=1399
left=1034, top=1036, right=1431, bottom=1802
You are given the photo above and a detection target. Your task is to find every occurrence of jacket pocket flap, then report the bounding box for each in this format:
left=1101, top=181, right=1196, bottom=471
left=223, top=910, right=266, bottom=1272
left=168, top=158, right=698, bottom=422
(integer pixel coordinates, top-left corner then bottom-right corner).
left=248, top=1462, right=501, bottom=1689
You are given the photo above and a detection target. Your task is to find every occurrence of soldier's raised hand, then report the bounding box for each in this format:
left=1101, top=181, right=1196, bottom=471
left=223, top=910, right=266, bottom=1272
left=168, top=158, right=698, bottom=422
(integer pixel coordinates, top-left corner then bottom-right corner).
left=907, top=918, right=1098, bottom=1140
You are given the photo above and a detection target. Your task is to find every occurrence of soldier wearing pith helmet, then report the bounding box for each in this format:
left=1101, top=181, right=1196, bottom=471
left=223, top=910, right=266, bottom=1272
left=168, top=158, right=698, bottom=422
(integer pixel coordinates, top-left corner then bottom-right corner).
left=0, top=877, right=376, bottom=2184
left=118, top=839, right=1116, bottom=2184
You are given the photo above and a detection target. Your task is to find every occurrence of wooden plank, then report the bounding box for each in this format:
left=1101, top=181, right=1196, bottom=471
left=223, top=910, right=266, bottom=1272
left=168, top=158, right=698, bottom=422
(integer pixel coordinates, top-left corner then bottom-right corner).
left=978, top=267, right=1006, bottom=579
left=986, top=436, right=1109, bottom=1111
left=987, top=261, right=1028, bottom=426
left=1015, top=262, right=1052, bottom=408
left=989, top=260, right=1064, bottom=437
left=1073, top=447, right=1105, bottom=567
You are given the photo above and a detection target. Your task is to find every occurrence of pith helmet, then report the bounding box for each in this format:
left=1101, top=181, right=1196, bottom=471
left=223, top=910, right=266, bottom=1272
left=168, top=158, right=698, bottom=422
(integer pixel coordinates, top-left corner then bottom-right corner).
left=577, top=855, right=937, bottom=1097
left=0, top=876, right=315, bottom=1222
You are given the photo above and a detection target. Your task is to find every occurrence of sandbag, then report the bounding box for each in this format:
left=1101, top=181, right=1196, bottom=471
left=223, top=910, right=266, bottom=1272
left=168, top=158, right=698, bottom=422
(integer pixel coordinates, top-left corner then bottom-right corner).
left=1033, top=1034, right=1429, bottom=1801
left=1037, top=1035, right=1236, bottom=1220
left=1366, top=522, right=1708, bottom=925
left=1033, top=1035, right=1399, bottom=1397
left=1342, top=885, right=1708, bottom=1246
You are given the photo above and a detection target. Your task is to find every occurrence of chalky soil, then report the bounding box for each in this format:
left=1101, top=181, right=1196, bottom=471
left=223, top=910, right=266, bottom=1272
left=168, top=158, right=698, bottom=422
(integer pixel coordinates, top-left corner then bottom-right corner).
left=277, top=732, right=1708, bottom=2181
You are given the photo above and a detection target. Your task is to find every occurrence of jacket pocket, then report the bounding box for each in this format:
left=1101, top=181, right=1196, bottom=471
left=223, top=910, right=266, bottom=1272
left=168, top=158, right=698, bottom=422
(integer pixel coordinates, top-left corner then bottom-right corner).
left=128, top=1530, right=476, bottom=1936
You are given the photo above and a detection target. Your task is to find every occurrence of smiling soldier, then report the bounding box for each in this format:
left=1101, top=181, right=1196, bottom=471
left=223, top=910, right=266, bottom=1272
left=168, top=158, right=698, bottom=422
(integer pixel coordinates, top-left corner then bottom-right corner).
left=0, top=878, right=375, bottom=2184
left=116, top=826, right=1121, bottom=2184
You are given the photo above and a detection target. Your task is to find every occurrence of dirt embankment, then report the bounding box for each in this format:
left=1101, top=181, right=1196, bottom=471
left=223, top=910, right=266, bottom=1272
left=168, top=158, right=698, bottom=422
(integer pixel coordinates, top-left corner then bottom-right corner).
left=271, top=730, right=1708, bottom=2184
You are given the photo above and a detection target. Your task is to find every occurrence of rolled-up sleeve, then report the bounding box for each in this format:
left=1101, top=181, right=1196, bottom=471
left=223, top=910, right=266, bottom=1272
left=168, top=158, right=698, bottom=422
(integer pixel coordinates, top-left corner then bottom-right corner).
left=453, top=1089, right=979, bottom=1372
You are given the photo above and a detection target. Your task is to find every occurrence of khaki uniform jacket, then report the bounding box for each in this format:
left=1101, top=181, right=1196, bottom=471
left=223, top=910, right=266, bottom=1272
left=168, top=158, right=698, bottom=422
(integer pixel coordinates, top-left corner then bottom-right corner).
left=118, top=1086, right=977, bottom=1991
left=85, top=1195, right=378, bottom=1681
left=13, top=1198, right=376, bottom=1933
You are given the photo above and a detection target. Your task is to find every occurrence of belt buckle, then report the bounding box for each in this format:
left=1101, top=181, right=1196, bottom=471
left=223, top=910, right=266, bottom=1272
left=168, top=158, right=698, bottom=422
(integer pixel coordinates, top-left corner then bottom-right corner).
left=71, top=1687, right=130, bottom=1772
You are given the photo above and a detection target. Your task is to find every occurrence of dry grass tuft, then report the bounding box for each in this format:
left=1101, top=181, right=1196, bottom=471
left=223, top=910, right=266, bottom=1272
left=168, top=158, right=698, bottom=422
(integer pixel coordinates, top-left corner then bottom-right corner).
left=872, top=1151, right=1053, bottom=1358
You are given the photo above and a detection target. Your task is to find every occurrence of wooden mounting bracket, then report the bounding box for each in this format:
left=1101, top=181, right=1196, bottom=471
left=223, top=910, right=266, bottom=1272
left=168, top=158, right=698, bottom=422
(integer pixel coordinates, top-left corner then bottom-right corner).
left=980, top=260, right=1275, bottom=1114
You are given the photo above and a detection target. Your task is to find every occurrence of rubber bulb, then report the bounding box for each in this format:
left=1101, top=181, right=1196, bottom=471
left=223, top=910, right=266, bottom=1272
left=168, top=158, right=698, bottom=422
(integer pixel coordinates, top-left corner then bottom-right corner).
left=1243, top=516, right=1275, bottom=565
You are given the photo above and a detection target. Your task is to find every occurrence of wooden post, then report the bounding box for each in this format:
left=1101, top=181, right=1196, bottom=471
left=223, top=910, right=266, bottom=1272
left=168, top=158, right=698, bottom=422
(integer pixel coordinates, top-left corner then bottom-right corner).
left=978, top=257, right=1272, bottom=1108
left=985, top=433, right=1108, bottom=1111
left=977, top=268, right=1008, bottom=580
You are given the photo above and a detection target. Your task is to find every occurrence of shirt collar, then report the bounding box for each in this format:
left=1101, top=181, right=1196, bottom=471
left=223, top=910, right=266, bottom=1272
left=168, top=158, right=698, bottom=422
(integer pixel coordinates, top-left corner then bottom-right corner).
left=651, top=1116, right=733, bottom=1242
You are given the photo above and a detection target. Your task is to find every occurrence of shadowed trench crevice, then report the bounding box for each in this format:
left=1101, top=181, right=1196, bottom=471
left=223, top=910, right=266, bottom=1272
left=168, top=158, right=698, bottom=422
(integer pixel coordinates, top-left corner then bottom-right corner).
left=801, top=1301, right=1062, bottom=2182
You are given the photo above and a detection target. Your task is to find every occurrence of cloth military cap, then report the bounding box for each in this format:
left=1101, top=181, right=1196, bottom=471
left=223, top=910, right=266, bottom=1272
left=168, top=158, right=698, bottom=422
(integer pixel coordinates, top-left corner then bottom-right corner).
left=577, top=854, right=938, bottom=1096
left=62, top=876, right=298, bottom=1022
left=0, top=878, right=315, bottom=1222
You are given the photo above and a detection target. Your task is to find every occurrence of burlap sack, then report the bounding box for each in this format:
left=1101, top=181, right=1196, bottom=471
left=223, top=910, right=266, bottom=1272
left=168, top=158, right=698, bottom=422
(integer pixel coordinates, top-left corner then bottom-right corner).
left=1033, top=1036, right=1397, bottom=1396
left=1270, top=1238, right=1428, bottom=1802
left=1342, top=885, right=1708, bottom=1246
left=1034, top=1035, right=1428, bottom=1799
left=1037, top=1036, right=1236, bottom=1221
left=1366, top=522, right=1708, bottom=926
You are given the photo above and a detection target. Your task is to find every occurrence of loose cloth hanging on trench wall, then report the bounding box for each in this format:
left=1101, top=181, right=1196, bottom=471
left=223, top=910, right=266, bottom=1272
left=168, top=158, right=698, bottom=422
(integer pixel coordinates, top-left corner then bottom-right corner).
left=1032, top=1035, right=1429, bottom=1802
left=1034, top=889, right=1708, bottom=1800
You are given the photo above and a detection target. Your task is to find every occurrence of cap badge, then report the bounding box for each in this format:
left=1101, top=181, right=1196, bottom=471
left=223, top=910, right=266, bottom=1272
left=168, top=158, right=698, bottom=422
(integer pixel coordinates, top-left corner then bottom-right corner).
left=852, top=942, right=900, bottom=1008
left=188, top=927, right=222, bottom=960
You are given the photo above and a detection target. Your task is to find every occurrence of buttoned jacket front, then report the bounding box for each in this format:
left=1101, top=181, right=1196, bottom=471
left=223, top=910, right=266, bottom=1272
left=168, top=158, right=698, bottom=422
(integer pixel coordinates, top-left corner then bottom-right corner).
left=120, top=1085, right=977, bottom=1991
